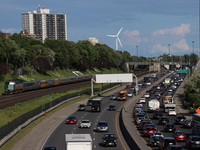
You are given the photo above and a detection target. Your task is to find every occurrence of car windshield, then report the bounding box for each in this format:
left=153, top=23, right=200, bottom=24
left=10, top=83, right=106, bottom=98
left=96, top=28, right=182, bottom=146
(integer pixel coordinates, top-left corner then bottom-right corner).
left=98, top=122, right=108, bottom=126
left=192, top=137, right=200, bottom=141
left=104, top=134, right=115, bottom=138
left=81, top=120, right=89, bottom=123
left=68, top=117, right=75, bottom=119
left=175, top=132, right=184, bottom=135
left=164, top=140, right=176, bottom=146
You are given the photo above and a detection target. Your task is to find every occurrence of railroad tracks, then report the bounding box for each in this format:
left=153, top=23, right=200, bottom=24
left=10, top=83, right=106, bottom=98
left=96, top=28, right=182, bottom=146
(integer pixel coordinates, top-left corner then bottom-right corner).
left=0, top=81, right=90, bottom=109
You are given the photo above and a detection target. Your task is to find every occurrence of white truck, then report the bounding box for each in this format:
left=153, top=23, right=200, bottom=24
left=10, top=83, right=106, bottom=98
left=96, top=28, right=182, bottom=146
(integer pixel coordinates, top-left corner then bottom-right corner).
left=65, top=134, right=92, bottom=150
left=148, top=99, right=160, bottom=112
left=164, top=103, right=176, bottom=113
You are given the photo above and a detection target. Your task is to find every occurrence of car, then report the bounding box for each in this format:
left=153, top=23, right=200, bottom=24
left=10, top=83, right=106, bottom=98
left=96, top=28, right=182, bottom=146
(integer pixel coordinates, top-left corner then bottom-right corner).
left=110, top=94, right=117, bottom=100
left=172, top=131, right=186, bottom=141
left=137, top=82, right=142, bottom=86
left=163, top=123, right=176, bottom=132
left=140, top=120, right=152, bottom=129
left=136, top=102, right=143, bottom=107
left=130, top=86, right=135, bottom=91
left=181, top=119, right=193, bottom=128
left=146, top=81, right=152, bottom=85
left=143, top=127, right=157, bottom=136
left=78, top=104, right=86, bottom=111
left=125, top=85, right=131, bottom=89
left=108, top=104, right=116, bottom=111
left=66, top=116, right=77, bottom=124
left=143, top=123, right=156, bottom=130
left=139, top=97, right=146, bottom=103
left=102, top=133, right=117, bottom=147
left=87, top=99, right=93, bottom=106
left=158, top=116, right=169, bottom=125
left=152, top=131, right=164, bottom=138
left=127, top=91, right=133, bottom=97
left=144, top=92, right=150, bottom=98
left=186, top=135, right=200, bottom=149
left=43, top=146, right=57, bottom=150
left=174, top=115, right=186, bottom=124
left=97, top=121, right=109, bottom=132
left=79, top=119, right=91, bottom=128
left=153, top=111, right=164, bottom=119
left=142, top=83, right=146, bottom=88
left=166, top=145, right=183, bottom=150
left=149, top=135, right=163, bottom=147
left=168, top=109, right=176, bottom=116
left=171, top=85, right=177, bottom=91
left=135, top=117, right=145, bottom=125
left=159, top=137, right=178, bottom=150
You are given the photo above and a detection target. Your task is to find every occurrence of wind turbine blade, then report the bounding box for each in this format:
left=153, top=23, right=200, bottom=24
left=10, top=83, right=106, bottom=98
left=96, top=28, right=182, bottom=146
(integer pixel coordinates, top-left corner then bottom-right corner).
left=117, top=37, right=122, bottom=47
left=106, top=35, right=116, bottom=37
left=117, top=27, right=123, bottom=36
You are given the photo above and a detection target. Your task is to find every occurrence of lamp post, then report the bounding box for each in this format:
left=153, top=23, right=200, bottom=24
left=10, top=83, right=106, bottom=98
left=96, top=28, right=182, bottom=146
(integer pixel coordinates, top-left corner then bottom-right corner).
left=136, top=46, right=138, bottom=61
left=168, top=44, right=170, bottom=56
left=192, top=41, right=194, bottom=53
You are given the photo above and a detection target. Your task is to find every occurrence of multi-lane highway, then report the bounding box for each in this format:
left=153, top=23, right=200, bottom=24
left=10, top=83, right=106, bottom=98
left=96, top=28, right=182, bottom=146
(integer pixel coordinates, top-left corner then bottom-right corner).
left=42, top=72, right=191, bottom=150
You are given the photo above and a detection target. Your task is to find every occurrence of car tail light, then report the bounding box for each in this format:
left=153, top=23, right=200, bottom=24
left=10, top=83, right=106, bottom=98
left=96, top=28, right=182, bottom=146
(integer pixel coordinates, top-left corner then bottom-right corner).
left=190, top=141, right=194, bottom=143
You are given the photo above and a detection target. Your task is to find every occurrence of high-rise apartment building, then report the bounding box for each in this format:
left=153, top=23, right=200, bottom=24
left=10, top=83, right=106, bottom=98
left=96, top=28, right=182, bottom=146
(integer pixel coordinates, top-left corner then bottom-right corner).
left=22, top=7, right=67, bottom=42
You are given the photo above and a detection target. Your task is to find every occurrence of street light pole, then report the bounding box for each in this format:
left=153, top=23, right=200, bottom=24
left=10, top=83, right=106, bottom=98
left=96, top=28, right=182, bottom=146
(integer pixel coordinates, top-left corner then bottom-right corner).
left=192, top=41, right=194, bottom=53
left=136, top=46, right=138, bottom=59
left=168, top=44, right=170, bottom=56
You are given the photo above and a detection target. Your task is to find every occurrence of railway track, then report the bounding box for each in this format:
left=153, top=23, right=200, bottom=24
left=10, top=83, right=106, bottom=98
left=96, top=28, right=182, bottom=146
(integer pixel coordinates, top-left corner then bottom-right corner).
left=0, top=81, right=90, bottom=109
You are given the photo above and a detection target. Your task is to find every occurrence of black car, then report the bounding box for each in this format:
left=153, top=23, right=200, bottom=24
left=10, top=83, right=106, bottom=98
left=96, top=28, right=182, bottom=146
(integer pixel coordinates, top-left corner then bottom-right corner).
left=174, top=115, right=186, bottom=124
left=182, top=119, right=193, bottom=128
left=186, top=135, right=200, bottom=149
left=166, top=145, right=183, bottom=150
left=149, top=135, right=162, bottom=147
left=163, top=123, right=176, bottom=132
left=43, top=146, right=57, bottom=150
left=158, top=116, right=169, bottom=125
left=108, top=104, right=116, bottom=111
left=102, top=133, right=117, bottom=147
left=153, top=111, right=164, bottom=119
left=78, top=104, right=86, bottom=111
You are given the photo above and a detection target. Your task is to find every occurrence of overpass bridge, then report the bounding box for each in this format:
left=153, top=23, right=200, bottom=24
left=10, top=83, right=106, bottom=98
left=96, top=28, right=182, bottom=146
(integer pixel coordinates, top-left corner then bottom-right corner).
left=125, top=61, right=190, bottom=72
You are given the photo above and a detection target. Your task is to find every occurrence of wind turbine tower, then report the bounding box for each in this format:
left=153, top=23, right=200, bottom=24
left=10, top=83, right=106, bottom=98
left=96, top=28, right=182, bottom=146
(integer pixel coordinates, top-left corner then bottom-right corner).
left=107, top=27, right=123, bottom=50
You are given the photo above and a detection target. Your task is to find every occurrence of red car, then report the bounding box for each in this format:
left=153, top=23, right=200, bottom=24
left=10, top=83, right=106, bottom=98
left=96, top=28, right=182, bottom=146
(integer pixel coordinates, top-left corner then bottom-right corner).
left=125, top=85, right=131, bottom=89
left=66, top=116, right=77, bottom=124
left=172, top=131, right=186, bottom=141
left=143, top=127, right=157, bottom=136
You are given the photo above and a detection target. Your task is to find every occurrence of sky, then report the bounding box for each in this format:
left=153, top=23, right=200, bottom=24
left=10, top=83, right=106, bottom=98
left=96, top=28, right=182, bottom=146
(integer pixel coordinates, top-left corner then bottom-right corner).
left=0, top=0, right=199, bottom=57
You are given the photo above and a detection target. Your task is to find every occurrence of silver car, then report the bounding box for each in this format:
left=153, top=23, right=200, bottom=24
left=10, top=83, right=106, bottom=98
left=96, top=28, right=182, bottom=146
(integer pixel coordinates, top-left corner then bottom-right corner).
left=97, top=121, right=109, bottom=132
left=79, top=120, right=91, bottom=128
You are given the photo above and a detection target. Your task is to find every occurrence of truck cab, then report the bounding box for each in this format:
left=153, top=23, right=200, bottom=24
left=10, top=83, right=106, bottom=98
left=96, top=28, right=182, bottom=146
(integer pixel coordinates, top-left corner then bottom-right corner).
left=91, top=99, right=101, bottom=112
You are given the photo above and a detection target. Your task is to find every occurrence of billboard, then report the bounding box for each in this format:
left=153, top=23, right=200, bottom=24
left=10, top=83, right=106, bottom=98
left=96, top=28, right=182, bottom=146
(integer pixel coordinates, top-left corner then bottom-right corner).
left=95, top=74, right=133, bottom=83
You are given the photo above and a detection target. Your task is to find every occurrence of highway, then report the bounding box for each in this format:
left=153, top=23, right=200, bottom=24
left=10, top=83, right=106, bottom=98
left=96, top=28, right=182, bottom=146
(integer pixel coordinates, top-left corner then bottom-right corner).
left=42, top=73, right=192, bottom=150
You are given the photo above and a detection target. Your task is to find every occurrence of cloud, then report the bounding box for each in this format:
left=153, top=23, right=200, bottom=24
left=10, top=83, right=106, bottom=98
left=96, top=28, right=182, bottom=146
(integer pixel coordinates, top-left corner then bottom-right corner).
left=123, top=30, right=142, bottom=46
left=152, top=23, right=190, bottom=37
left=152, top=44, right=169, bottom=54
left=173, top=39, right=189, bottom=51
left=1, top=29, right=15, bottom=33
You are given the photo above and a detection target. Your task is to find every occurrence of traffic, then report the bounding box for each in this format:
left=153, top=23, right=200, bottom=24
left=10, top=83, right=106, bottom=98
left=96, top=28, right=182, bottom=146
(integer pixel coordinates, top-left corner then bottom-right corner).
left=42, top=72, right=200, bottom=150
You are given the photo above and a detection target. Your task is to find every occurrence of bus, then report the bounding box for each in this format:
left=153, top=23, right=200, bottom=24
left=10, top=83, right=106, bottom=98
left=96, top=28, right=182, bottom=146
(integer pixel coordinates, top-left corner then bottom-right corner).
left=192, top=113, right=200, bottom=135
left=164, top=78, right=171, bottom=85
left=117, top=91, right=128, bottom=101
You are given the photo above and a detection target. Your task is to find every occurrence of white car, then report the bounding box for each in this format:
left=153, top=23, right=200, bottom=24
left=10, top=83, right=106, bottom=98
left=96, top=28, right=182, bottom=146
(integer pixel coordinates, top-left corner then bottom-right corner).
left=146, top=81, right=152, bottom=85
left=79, top=120, right=91, bottom=128
left=144, top=93, right=150, bottom=98
left=168, top=109, right=176, bottom=116
left=127, top=91, right=133, bottom=97
left=139, top=97, right=146, bottom=103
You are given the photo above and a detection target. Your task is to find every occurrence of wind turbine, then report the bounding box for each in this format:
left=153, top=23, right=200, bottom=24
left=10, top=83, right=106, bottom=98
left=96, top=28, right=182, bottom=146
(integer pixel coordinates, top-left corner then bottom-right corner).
left=107, top=27, right=123, bottom=50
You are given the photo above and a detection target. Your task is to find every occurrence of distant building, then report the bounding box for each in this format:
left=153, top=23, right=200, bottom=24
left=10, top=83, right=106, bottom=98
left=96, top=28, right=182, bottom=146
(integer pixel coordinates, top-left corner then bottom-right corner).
left=22, top=6, right=67, bottom=43
left=88, top=37, right=104, bottom=45
left=19, top=30, right=40, bottom=40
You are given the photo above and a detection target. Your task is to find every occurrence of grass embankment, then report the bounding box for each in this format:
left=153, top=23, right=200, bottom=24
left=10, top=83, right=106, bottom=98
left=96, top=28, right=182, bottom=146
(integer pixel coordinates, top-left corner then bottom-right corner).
left=0, top=68, right=122, bottom=150
left=0, top=68, right=121, bottom=126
